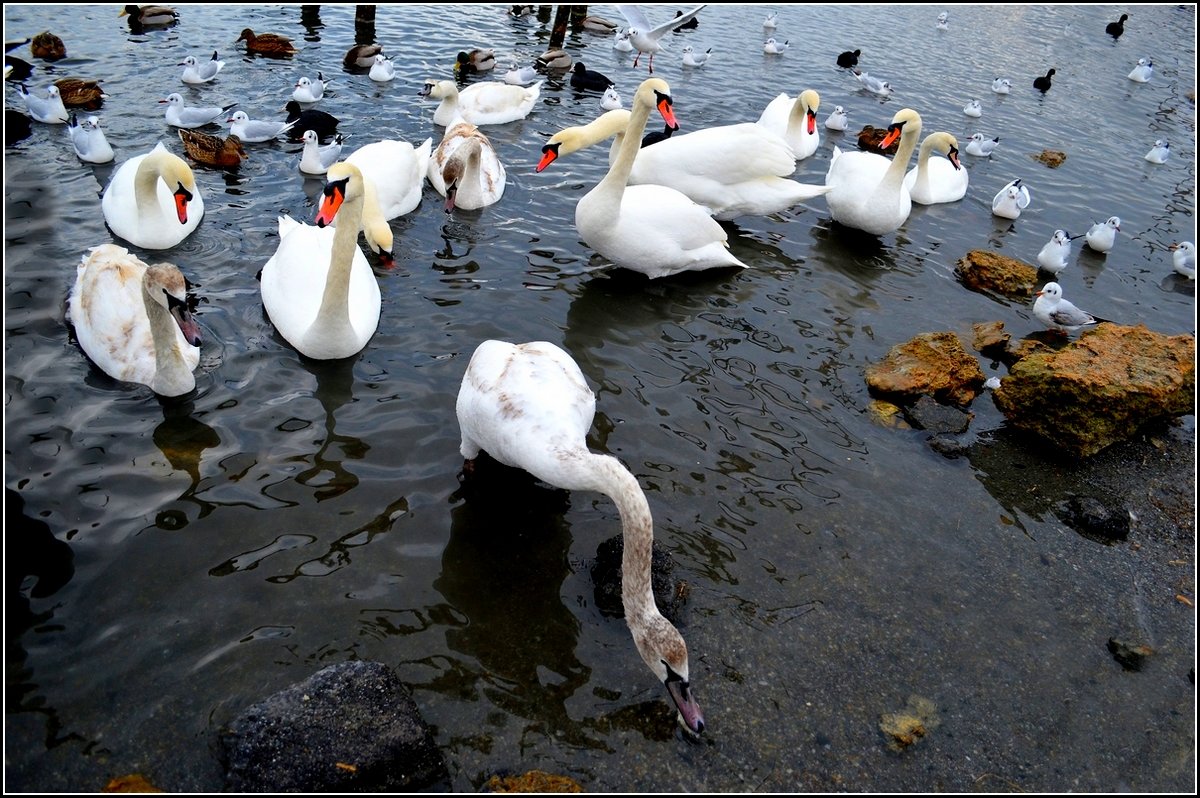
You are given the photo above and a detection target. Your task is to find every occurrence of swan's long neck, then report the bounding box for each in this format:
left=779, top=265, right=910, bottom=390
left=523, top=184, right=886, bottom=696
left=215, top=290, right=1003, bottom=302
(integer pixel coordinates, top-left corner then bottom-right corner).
left=785, top=96, right=806, bottom=141
left=913, top=136, right=935, bottom=193
left=143, top=281, right=193, bottom=396
left=134, top=155, right=169, bottom=221
left=593, top=98, right=654, bottom=210
left=879, top=122, right=921, bottom=191
left=311, top=191, right=364, bottom=341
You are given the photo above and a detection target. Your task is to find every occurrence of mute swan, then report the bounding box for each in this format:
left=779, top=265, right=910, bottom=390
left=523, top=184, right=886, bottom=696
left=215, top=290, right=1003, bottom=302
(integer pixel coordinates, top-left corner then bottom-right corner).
left=1106, top=13, right=1128, bottom=39
left=298, top=129, right=344, bottom=175
left=763, top=38, right=788, bottom=54
left=571, top=62, right=615, bottom=91
left=369, top=54, right=396, bottom=82
left=991, top=77, right=1011, bottom=94
left=17, top=84, right=69, bottom=123
left=965, top=133, right=999, bottom=156
left=991, top=178, right=1030, bottom=220
left=852, top=69, right=890, bottom=96
left=503, top=61, right=539, bottom=85
left=601, top=86, right=623, bottom=110
left=455, top=338, right=706, bottom=735
left=429, top=119, right=504, bottom=210
left=67, top=113, right=114, bottom=163
left=293, top=74, right=328, bottom=103
left=161, top=93, right=235, bottom=129
left=538, top=107, right=831, bottom=221
left=756, top=88, right=821, bottom=160
left=1033, top=282, right=1097, bottom=334
left=227, top=110, right=296, bottom=142
left=236, top=28, right=297, bottom=57
left=619, top=4, right=707, bottom=73
left=102, top=141, right=203, bottom=250
left=1036, top=230, right=1078, bottom=275
left=902, top=131, right=965, bottom=205
left=180, top=51, right=223, bottom=84
left=419, top=78, right=541, bottom=126
left=568, top=78, right=746, bottom=277
left=824, top=107, right=922, bottom=235
left=344, top=137, right=432, bottom=220
left=682, top=45, right=710, bottom=67
left=1144, top=139, right=1169, bottom=164
left=68, top=243, right=201, bottom=397
left=963, top=99, right=982, bottom=118
left=1034, top=68, right=1055, bottom=92
left=260, top=162, right=382, bottom=360
left=1170, top=242, right=1196, bottom=279
left=1084, top=216, right=1120, bottom=253
left=824, top=105, right=848, bottom=131
left=836, top=49, right=860, bottom=68
left=1127, top=58, right=1153, bottom=83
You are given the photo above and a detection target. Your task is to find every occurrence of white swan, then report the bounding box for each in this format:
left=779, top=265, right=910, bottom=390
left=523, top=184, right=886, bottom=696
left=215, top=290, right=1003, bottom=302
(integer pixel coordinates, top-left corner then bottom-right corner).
left=67, top=243, right=201, bottom=397
left=902, top=131, right=966, bottom=205
left=991, top=178, right=1030, bottom=220
left=1144, top=139, right=1169, bottom=164
left=1084, top=216, right=1120, bottom=253
left=102, top=142, right=204, bottom=250
left=67, top=114, right=115, bottom=164
left=344, top=137, right=432, bottom=220
left=429, top=121, right=505, bottom=211
left=260, top=162, right=381, bottom=360
left=1170, top=242, right=1196, bottom=279
left=419, top=79, right=541, bottom=126
left=368, top=54, right=396, bottom=82
left=824, top=105, right=848, bottom=131
left=455, top=338, right=706, bottom=735
left=756, top=88, right=820, bottom=160
left=538, top=107, right=831, bottom=221
left=569, top=78, right=746, bottom=277
left=824, top=107, right=922, bottom=235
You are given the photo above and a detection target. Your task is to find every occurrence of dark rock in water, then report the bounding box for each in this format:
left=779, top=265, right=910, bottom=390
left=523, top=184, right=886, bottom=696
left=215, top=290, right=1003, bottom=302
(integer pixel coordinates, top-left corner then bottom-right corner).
left=928, top=434, right=969, bottom=458
left=956, top=250, right=1039, bottom=300
left=992, top=324, right=1195, bottom=458
left=220, top=660, right=449, bottom=792
left=972, top=321, right=1011, bottom=361
left=592, top=534, right=688, bottom=624
left=865, top=331, right=986, bottom=408
left=1107, top=637, right=1155, bottom=671
left=903, top=395, right=973, bottom=434
left=1055, top=493, right=1130, bottom=542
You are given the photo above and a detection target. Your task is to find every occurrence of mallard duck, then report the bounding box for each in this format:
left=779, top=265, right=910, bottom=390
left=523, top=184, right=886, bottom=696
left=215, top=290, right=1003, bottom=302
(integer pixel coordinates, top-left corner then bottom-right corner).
left=855, top=125, right=898, bottom=155
left=54, top=77, right=107, bottom=110
left=120, top=5, right=178, bottom=29
left=455, top=48, right=496, bottom=75
left=582, top=15, right=619, bottom=33
left=178, top=128, right=247, bottom=169
left=344, top=42, right=383, bottom=70
left=31, top=31, right=65, bottom=61
left=236, top=28, right=298, bottom=57
left=535, top=48, right=572, bottom=71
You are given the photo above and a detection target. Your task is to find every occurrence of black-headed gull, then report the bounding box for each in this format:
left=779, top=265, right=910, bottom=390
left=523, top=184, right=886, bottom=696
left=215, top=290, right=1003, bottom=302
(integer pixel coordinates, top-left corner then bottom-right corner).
left=369, top=54, right=395, bottom=83
left=613, top=28, right=633, bottom=52
left=298, top=129, right=344, bottom=175
left=227, top=110, right=296, bottom=143
left=600, top=86, right=623, bottom=110
left=1127, top=58, right=1153, bottom=83
left=618, top=4, right=706, bottom=73
left=160, top=93, right=234, bottom=128
left=1034, top=68, right=1055, bottom=92
left=292, top=73, right=328, bottom=103
left=503, top=62, right=538, bottom=85
left=991, top=178, right=1031, bottom=219
left=936, top=12, right=949, bottom=30
left=824, top=105, right=848, bottom=131
left=852, top=68, right=891, bottom=96
left=763, top=37, right=788, bottom=54
left=1144, top=139, right=1169, bottom=164
left=682, top=45, right=710, bottom=67
left=1084, top=216, right=1120, bottom=253
left=963, top=99, right=982, bottom=118
left=180, top=51, right=223, bottom=84
left=18, top=84, right=69, bottom=123
left=965, top=133, right=1000, bottom=156
left=763, top=11, right=776, bottom=29
left=1036, top=229, right=1080, bottom=275
left=991, top=77, right=1011, bottom=94
left=1033, top=282, right=1098, bottom=334
left=1170, top=242, right=1196, bottom=279
left=67, top=113, right=114, bottom=163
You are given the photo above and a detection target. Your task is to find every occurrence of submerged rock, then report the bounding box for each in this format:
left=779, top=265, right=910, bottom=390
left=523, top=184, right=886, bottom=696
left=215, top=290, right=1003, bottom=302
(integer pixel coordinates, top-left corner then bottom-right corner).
left=1032, top=149, right=1067, bottom=168
left=972, top=321, right=1011, bottom=361
left=592, top=533, right=689, bottom=624
left=1054, top=493, right=1131, bottom=542
left=865, top=332, right=986, bottom=407
left=956, top=250, right=1040, bottom=299
left=1107, top=638, right=1156, bottom=671
left=220, top=660, right=449, bottom=792
left=483, top=770, right=584, bottom=793
left=991, top=324, right=1195, bottom=457
left=903, top=395, right=974, bottom=434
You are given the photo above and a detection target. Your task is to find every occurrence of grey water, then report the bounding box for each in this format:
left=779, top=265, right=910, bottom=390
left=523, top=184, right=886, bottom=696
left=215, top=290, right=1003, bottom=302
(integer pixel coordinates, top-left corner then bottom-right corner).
left=4, top=3, right=1196, bottom=792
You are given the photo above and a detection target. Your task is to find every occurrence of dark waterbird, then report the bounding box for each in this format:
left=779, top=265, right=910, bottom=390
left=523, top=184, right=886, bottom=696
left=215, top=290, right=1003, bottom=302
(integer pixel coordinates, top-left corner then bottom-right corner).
left=570, top=61, right=614, bottom=91
left=1034, top=68, right=1055, bottom=93
left=284, top=100, right=339, bottom=142
left=1106, top=13, right=1128, bottom=39
left=836, top=48, right=860, bottom=68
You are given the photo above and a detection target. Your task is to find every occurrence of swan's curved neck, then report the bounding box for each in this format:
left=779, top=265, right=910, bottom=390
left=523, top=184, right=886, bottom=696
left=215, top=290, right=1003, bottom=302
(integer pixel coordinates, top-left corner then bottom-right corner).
left=596, top=98, right=654, bottom=202
left=785, top=96, right=807, bottom=140
left=312, top=191, right=365, bottom=341
left=880, top=123, right=921, bottom=190
left=142, top=281, right=193, bottom=396
left=913, top=136, right=935, bottom=191
left=134, top=155, right=170, bottom=219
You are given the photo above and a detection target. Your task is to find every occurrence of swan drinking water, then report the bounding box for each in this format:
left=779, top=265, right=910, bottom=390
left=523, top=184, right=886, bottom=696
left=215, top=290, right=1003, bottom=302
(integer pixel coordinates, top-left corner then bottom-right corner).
left=455, top=338, right=705, bottom=735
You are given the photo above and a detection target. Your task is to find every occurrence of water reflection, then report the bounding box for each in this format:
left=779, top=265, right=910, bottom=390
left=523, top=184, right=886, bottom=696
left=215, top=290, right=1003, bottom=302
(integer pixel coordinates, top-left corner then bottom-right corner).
left=295, top=356, right=368, bottom=502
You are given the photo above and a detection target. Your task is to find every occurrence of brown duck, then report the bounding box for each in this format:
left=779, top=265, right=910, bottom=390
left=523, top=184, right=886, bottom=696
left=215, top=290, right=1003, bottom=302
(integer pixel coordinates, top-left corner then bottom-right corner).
left=120, top=5, right=179, bottom=28
left=856, top=125, right=899, bottom=156
left=236, top=28, right=298, bottom=57
left=178, top=128, right=247, bottom=169
left=31, top=31, right=66, bottom=61
left=344, top=42, right=384, bottom=70
left=55, top=77, right=107, bottom=110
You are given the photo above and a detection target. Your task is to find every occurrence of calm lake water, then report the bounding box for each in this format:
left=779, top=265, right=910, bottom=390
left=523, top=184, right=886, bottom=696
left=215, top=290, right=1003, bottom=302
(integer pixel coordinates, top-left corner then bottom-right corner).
left=4, top=3, right=1196, bottom=792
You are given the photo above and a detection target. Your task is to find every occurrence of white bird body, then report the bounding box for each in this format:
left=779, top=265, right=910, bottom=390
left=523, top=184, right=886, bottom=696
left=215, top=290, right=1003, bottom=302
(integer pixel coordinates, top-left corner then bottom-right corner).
left=824, top=105, right=848, bottom=131
left=260, top=163, right=381, bottom=360
left=68, top=243, right=201, bottom=396
left=180, top=51, right=224, bottom=84
left=420, top=79, right=541, bottom=126
left=67, top=114, right=115, bottom=163
left=936, top=12, right=949, bottom=29
left=345, top=137, right=433, bottom=220
left=763, top=11, right=776, bottom=29
left=101, top=142, right=204, bottom=250
left=902, top=131, right=966, bottom=205
left=1037, top=230, right=1074, bottom=275
left=824, top=108, right=922, bottom=235
left=1033, top=282, right=1097, bottom=334
left=1128, top=58, right=1153, bottom=83
left=368, top=54, right=396, bottom=82
left=455, top=338, right=705, bottom=735
left=618, top=4, right=707, bottom=72
left=963, top=99, right=982, bottom=118
left=570, top=78, right=746, bottom=278
left=17, top=84, right=69, bottom=123
left=298, top=129, right=344, bottom=175
left=991, top=78, right=1011, bottom=94
left=682, top=45, right=710, bottom=67
left=1085, top=216, right=1120, bottom=253
left=613, top=28, right=634, bottom=52
left=429, top=121, right=505, bottom=211
left=763, top=37, right=788, bottom=54
left=1144, top=139, right=1169, bottom=164
left=227, top=110, right=296, bottom=143
left=965, top=133, right=999, bottom=156
left=1171, top=242, right=1196, bottom=279
left=852, top=69, right=891, bottom=96
left=991, top=178, right=1030, bottom=219
left=756, top=88, right=820, bottom=160
left=503, top=62, right=539, bottom=85
left=161, top=93, right=233, bottom=129
left=293, top=74, right=328, bottom=102
left=600, top=86, right=623, bottom=110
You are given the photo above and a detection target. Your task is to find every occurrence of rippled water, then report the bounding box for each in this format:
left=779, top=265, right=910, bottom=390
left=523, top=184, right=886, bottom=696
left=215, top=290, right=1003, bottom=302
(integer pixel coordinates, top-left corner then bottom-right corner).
left=5, top=4, right=1196, bottom=792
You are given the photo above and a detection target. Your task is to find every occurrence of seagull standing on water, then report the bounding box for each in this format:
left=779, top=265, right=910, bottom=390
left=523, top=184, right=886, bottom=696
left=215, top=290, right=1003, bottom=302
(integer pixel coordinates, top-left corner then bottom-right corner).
left=160, top=93, right=235, bottom=128
left=67, top=113, right=115, bottom=163
left=1144, top=139, right=1169, bottom=163
left=852, top=68, right=891, bottom=96
left=991, top=178, right=1031, bottom=219
left=227, top=110, right=296, bottom=142
left=618, top=4, right=706, bottom=73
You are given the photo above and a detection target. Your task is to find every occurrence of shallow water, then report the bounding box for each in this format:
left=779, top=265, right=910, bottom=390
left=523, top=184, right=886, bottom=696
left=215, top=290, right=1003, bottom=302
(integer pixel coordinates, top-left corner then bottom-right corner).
left=4, top=3, right=1196, bottom=792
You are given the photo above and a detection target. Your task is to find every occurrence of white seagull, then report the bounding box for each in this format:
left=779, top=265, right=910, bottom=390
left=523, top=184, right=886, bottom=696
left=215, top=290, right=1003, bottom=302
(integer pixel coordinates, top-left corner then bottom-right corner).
left=369, top=54, right=396, bottom=82
left=160, top=93, right=235, bottom=129
left=227, top=110, right=296, bottom=143
left=682, top=45, right=711, bottom=67
left=67, top=113, right=115, bottom=163
left=965, top=133, right=1000, bottom=156
left=503, top=61, right=539, bottom=85
left=1127, top=58, right=1153, bottom=83
left=763, top=37, right=788, bottom=54
left=1144, top=139, right=1169, bottom=164
left=991, top=78, right=1011, bottom=94
left=613, top=28, right=634, bottom=52
left=991, top=178, right=1031, bottom=219
left=1170, top=242, right=1196, bottom=279
left=180, top=51, right=224, bottom=84
left=1036, top=229, right=1079, bottom=275
left=600, top=86, right=623, bottom=110
left=763, top=11, right=777, bottom=29
left=824, top=105, right=848, bottom=131
left=936, top=12, right=949, bottom=30
left=963, top=99, right=982, bottom=118
left=17, top=84, right=69, bottom=123
left=618, top=4, right=707, bottom=73
left=1084, top=216, right=1120, bottom=253
left=1033, top=282, right=1098, bottom=335
left=852, top=69, right=891, bottom=96
left=298, top=129, right=345, bottom=175
left=293, top=73, right=328, bottom=103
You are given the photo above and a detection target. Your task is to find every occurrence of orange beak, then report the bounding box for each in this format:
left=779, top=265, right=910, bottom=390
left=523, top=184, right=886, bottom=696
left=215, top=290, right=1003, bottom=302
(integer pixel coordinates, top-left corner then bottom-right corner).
left=655, top=91, right=678, bottom=130
left=536, top=143, right=559, bottom=173
left=879, top=123, right=902, bottom=149
left=315, top=177, right=347, bottom=227
left=806, top=109, right=816, bottom=135
left=172, top=183, right=192, bottom=224
left=948, top=147, right=961, bottom=170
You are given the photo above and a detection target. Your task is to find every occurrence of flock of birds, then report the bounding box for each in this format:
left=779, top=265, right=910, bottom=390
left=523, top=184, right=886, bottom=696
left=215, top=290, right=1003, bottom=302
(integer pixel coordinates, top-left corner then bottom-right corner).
left=6, top=4, right=1194, bottom=738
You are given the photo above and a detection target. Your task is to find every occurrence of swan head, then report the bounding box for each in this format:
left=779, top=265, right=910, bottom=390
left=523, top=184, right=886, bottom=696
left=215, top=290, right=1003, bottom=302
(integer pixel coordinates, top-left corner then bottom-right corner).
left=537, top=109, right=631, bottom=171
left=143, top=144, right=199, bottom=223
left=441, top=138, right=484, bottom=213
left=419, top=79, right=456, bottom=99
left=800, top=89, right=820, bottom=132
left=928, top=132, right=961, bottom=168
left=145, top=262, right=202, bottom=347
left=879, top=108, right=922, bottom=149
left=315, top=161, right=365, bottom=227
left=633, top=77, right=678, bottom=131
left=632, top=612, right=705, bottom=735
